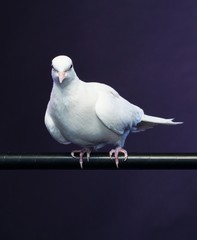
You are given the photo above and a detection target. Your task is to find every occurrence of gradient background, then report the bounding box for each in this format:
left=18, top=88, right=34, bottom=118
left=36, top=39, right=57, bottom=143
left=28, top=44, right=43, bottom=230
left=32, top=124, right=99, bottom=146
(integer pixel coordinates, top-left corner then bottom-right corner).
left=1, top=0, right=197, bottom=239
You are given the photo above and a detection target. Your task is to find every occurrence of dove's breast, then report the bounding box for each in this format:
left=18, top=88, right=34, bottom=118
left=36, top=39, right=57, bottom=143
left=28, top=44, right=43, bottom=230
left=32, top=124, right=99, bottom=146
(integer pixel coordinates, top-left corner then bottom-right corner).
left=48, top=82, right=120, bottom=147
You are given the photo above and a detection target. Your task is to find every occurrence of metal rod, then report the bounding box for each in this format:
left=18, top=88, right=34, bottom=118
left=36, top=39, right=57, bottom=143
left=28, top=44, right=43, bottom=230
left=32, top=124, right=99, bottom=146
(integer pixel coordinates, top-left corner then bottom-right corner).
left=0, top=153, right=197, bottom=169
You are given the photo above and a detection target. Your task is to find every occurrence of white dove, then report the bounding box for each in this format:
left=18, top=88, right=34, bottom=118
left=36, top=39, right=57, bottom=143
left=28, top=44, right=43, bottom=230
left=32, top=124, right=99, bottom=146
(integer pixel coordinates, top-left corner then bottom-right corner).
left=45, top=55, right=182, bottom=168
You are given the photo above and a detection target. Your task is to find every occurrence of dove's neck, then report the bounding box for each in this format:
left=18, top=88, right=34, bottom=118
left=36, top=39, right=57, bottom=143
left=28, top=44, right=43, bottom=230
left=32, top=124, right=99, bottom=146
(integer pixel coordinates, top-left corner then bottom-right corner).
left=52, top=76, right=82, bottom=96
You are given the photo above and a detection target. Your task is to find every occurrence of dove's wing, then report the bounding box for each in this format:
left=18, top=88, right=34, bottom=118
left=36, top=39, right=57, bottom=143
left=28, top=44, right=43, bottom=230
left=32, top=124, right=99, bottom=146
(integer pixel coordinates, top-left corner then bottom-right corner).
left=95, top=86, right=144, bottom=135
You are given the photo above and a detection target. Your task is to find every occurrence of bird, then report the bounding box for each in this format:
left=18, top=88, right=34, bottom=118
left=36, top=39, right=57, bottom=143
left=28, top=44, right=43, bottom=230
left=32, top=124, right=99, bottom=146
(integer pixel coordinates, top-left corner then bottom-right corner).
left=45, top=55, right=183, bottom=168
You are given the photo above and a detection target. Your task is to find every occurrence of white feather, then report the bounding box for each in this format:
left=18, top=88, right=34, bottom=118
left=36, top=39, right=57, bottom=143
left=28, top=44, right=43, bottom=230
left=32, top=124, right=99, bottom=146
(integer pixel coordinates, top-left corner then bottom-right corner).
left=141, top=114, right=183, bottom=125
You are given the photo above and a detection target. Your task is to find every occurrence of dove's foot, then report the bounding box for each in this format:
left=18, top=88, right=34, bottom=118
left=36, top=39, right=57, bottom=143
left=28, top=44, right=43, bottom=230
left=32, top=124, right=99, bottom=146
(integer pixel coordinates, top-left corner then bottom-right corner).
left=109, top=147, right=128, bottom=168
left=71, top=148, right=91, bottom=168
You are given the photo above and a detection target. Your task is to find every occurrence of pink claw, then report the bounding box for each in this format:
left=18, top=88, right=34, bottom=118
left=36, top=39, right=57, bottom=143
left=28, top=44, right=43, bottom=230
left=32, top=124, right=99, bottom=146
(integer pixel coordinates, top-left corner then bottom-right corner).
left=71, top=148, right=91, bottom=168
left=109, top=147, right=128, bottom=168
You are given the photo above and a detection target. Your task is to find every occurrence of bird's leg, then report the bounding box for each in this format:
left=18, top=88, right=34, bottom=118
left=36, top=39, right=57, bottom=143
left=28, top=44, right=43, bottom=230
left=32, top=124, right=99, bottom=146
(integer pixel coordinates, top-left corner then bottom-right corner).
left=71, top=148, right=92, bottom=168
left=109, top=147, right=128, bottom=168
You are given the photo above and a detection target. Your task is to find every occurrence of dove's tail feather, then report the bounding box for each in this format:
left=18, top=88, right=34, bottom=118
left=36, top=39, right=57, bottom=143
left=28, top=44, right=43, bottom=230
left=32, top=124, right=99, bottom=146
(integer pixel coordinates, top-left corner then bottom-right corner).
left=133, top=114, right=183, bottom=132
left=141, top=114, right=183, bottom=125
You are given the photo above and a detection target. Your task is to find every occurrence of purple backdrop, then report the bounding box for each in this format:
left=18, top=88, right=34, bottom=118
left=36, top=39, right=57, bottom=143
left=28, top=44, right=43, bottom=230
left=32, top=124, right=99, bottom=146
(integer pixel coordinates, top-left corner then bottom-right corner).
left=0, top=0, right=197, bottom=239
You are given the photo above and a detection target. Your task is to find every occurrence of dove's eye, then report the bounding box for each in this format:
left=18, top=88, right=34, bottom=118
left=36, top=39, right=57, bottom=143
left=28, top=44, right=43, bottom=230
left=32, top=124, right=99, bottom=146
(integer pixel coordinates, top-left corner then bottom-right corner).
left=69, top=64, right=73, bottom=70
left=52, top=67, right=58, bottom=72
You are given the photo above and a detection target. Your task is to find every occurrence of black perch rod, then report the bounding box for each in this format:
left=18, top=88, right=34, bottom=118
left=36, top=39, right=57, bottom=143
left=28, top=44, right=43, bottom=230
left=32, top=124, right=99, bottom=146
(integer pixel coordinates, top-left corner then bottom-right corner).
left=0, top=153, right=197, bottom=169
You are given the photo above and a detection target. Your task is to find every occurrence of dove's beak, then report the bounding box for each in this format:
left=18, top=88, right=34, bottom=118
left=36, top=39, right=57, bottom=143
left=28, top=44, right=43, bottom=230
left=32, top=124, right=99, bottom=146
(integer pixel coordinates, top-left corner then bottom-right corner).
left=58, top=71, right=66, bottom=83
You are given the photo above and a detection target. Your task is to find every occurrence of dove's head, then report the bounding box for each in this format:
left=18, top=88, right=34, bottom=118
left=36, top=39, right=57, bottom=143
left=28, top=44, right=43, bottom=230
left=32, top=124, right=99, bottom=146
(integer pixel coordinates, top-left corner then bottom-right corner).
left=51, top=55, right=76, bottom=84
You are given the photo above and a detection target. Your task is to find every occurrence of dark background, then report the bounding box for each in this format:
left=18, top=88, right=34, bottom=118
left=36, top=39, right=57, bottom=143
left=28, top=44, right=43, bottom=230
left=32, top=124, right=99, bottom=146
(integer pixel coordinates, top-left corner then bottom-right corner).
left=0, top=0, right=197, bottom=239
